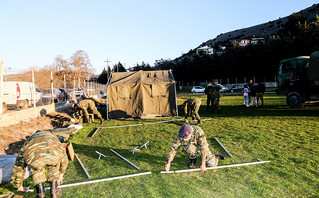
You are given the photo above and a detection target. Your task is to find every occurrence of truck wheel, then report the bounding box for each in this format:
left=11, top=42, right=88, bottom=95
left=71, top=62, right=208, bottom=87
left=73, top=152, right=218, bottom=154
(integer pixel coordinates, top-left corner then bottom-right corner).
left=286, top=92, right=304, bottom=108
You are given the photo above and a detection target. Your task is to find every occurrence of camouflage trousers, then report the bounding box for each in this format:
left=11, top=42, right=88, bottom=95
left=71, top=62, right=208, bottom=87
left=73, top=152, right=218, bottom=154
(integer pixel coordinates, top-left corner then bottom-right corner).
left=182, top=145, right=218, bottom=167
left=212, top=97, right=220, bottom=112
left=187, top=103, right=201, bottom=121
left=30, top=163, right=61, bottom=185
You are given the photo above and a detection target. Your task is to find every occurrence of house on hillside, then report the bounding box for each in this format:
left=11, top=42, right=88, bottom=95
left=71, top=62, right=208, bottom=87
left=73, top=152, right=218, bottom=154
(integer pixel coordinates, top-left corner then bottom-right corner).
left=239, top=37, right=264, bottom=47
left=196, top=46, right=214, bottom=55
left=107, top=70, right=178, bottom=119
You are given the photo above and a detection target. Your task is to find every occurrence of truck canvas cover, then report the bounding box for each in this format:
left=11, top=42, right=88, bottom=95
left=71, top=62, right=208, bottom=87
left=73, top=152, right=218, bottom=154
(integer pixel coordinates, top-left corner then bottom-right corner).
left=107, top=70, right=177, bottom=119
left=309, top=51, right=319, bottom=81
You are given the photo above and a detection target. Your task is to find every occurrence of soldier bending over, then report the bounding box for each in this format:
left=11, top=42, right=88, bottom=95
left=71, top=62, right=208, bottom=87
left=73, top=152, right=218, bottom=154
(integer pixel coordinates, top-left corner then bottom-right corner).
left=72, top=99, right=104, bottom=124
left=181, top=98, right=202, bottom=125
left=11, top=130, right=69, bottom=198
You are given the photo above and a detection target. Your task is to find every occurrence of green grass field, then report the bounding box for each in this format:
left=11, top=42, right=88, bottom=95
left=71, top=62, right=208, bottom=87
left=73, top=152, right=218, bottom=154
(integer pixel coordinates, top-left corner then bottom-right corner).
left=2, top=94, right=319, bottom=197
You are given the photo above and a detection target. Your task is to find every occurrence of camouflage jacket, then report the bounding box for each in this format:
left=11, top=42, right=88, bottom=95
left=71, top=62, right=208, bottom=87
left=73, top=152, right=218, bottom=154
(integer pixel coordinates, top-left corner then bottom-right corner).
left=77, top=99, right=96, bottom=111
left=167, top=126, right=210, bottom=163
left=11, top=130, right=68, bottom=188
left=212, top=85, right=221, bottom=98
left=183, top=98, right=201, bottom=116
left=204, top=86, right=213, bottom=97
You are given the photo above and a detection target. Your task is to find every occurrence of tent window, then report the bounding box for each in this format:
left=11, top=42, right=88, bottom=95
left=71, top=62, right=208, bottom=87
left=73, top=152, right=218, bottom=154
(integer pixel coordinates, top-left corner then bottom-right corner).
left=151, top=84, right=166, bottom=97
left=117, top=86, right=131, bottom=99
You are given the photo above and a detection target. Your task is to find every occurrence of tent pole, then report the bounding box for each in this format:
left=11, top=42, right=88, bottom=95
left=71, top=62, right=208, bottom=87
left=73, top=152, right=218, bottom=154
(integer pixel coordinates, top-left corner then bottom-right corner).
left=106, top=70, right=113, bottom=120
left=160, top=160, right=270, bottom=174
left=173, top=80, right=178, bottom=117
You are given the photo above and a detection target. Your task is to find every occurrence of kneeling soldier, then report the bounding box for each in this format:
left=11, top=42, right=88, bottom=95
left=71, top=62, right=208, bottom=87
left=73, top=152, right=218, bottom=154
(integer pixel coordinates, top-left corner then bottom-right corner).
left=165, top=125, right=225, bottom=172
left=11, top=130, right=69, bottom=198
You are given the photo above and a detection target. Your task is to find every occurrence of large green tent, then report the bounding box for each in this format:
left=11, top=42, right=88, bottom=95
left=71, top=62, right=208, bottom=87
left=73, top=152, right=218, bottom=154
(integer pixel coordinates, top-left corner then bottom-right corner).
left=107, top=70, right=178, bottom=119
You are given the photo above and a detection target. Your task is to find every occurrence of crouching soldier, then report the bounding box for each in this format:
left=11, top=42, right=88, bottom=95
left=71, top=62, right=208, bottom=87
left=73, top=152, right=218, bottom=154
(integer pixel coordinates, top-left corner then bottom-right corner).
left=11, top=130, right=68, bottom=198
left=72, top=99, right=104, bottom=124
left=181, top=98, right=202, bottom=125
left=165, top=125, right=225, bottom=172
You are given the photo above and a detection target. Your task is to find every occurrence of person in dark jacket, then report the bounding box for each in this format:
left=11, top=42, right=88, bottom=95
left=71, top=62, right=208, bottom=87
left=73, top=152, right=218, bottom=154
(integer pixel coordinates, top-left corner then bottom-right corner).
left=256, top=82, right=266, bottom=106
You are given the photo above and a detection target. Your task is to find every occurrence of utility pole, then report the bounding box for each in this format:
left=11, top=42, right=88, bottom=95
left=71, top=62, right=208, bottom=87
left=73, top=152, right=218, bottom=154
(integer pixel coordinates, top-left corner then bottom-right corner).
left=104, top=59, right=111, bottom=79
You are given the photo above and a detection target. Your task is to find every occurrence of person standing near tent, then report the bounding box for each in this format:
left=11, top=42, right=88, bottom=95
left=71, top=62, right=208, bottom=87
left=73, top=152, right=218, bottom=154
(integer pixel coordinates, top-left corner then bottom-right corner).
left=165, top=125, right=225, bottom=172
left=180, top=97, right=202, bottom=125
left=204, top=82, right=213, bottom=112
left=72, top=99, right=104, bottom=124
left=212, top=80, right=222, bottom=114
left=11, top=130, right=68, bottom=198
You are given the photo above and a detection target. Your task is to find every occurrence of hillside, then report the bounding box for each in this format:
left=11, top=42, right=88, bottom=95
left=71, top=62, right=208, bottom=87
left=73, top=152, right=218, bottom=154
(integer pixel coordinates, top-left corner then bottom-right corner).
left=197, top=3, right=319, bottom=50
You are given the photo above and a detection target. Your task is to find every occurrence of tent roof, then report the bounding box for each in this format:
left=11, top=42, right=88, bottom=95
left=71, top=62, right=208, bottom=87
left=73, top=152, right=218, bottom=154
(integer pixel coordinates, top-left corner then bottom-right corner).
left=109, top=70, right=175, bottom=85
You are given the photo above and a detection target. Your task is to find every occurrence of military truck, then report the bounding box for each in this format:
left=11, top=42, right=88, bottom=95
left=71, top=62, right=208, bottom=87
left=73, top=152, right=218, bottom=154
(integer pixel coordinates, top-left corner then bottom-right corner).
left=276, top=51, right=319, bottom=108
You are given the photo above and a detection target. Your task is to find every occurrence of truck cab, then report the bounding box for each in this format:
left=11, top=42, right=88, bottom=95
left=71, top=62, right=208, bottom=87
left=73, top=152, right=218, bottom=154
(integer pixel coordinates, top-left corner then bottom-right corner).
left=277, top=52, right=319, bottom=108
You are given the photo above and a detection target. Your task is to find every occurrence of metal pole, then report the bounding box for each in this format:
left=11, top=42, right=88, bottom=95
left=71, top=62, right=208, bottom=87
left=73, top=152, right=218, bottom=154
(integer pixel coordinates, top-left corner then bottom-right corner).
left=73, top=76, right=76, bottom=100
left=50, top=71, right=54, bottom=104
left=75, top=153, right=91, bottom=179
left=161, top=160, right=270, bottom=174
left=55, top=172, right=151, bottom=189
left=214, top=138, right=232, bottom=158
left=91, top=119, right=212, bottom=137
left=32, top=69, right=36, bottom=107
left=0, top=59, right=3, bottom=115
left=174, top=80, right=178, bottom=117
left=110, top=149, right=141, bottom=170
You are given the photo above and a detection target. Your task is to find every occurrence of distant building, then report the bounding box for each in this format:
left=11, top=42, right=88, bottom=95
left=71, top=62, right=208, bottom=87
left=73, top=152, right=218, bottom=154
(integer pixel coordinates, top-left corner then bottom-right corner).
left=196, top=46, right=214, bottom=55
left=239, top=37, right=264, bottom=47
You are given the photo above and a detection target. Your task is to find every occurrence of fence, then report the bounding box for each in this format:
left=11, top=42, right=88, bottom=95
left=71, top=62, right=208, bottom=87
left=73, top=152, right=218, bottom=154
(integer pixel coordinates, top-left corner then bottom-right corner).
left=0, top=62, right=106, bottom=115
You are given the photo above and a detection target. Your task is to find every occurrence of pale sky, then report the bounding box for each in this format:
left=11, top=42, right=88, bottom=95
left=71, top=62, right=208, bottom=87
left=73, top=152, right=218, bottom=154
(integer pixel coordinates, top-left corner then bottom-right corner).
left=0, top=0, right=317, bottom=74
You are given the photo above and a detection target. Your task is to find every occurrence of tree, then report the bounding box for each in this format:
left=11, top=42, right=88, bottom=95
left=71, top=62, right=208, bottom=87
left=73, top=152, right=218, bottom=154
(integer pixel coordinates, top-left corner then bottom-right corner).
left=70, top=50, right=94, bottom=80
left=97, top=67, right=108, bottom=84
left=112, top=62, right=127, bottom=72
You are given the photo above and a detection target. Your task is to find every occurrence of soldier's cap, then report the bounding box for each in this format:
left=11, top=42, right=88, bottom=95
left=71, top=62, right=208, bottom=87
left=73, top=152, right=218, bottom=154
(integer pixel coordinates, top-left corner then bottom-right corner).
left=179, top=124, right=192, bottom=138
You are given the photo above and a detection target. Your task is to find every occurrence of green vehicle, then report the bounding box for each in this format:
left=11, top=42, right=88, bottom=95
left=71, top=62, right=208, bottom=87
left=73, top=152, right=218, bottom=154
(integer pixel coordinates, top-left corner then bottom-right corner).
left=276, top=51, right=319, bottom=108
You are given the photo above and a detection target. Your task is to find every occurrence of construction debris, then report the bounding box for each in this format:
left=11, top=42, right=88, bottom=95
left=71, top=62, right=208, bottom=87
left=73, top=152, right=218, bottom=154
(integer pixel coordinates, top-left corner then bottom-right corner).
left=110, top=149, right=141, bottom=170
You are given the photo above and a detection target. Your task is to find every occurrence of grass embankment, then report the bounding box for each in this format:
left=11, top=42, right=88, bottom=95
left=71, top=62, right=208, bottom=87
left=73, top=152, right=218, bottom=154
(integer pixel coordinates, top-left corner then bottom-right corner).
left=2, top=94, right=319, bottom=197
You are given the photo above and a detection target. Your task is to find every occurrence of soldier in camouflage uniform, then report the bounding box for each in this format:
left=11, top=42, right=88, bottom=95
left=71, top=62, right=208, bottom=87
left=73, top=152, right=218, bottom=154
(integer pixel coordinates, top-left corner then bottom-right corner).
left=212, top=80, right=222, bottom=114
left=204, top=82, right=214, bottom=112
left=165, top=125, right=225, bottom=172
left=11, top=130, right=68, bottom=198
left=180, top=98, right=202, bottom=125
left=72, top=99, right=104, bottom=124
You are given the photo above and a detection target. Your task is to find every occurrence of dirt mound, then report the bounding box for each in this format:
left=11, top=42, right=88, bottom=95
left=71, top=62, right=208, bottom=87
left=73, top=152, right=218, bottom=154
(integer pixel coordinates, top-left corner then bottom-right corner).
left=0, top=112, right=72, bottom=155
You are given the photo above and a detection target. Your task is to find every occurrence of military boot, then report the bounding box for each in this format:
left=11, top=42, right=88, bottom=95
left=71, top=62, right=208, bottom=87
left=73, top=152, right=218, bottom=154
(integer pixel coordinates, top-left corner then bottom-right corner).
left=215, top=154, right=225, bottom=160
left=35, top=183, right=45, bottom=198
left=50, top=180, right=62, bottom=198
left=188, top=158, right=197, bottom=169
left=99, top=117, right=105, bottom=124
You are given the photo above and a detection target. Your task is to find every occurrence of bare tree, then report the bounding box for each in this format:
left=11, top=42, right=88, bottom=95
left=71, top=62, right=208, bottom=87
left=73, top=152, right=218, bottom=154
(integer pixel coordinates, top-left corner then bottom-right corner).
left=70, top=50, right=94, bottom=81
left=54, top=55, right=69, bottom=72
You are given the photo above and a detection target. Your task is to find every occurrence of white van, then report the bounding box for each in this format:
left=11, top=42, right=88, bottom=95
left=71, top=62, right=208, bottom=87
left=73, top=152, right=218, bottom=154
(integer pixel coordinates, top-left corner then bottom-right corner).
left=2, top=81, right=42, bottom=110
